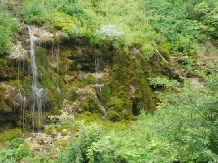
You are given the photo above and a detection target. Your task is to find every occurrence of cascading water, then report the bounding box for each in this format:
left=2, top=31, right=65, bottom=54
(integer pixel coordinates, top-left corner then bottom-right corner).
left=55, top=45, right=61, bottom=98
left=94, top=57, right=102, bottom=91
left=27, top=26, right=44, bottom=133
left=52, top=43, right=62, bottom=104
left=17, top=46, right=26, bottom=131
left=94, top=57, right=107, bottom=117
left=18, top=89, right=26, bottom=132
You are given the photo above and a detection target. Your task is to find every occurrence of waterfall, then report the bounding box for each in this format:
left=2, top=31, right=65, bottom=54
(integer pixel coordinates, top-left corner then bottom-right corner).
left=27, top=26, right=44, bottom=133
left=94, top=57, right=102, bottom=91
left=94, top=57, right=107, bottom=117
left=17, top=47, right=26, bottom=131
left=54, top=44, right=62, bottom=104
left=18, top=89, right=26, bottom=132
left=95, top=57, right=101, bottom=74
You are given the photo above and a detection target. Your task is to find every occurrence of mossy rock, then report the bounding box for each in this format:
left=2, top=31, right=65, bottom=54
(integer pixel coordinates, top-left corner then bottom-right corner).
left=82, top=94, right=99, bottom=113
left=84, top=75, right=95, bottom=85
left=157, top=43, right=171, bottom=60
left=0, top=85, right=11, bottom=113
left=0, top=58, right=18, bottom=80
left=0, top=128, right=21, bottom=142
left=59, top=50, right=70, bottom=75
left=97, top=86, right=111, bottom=106
left=107, top=97, right=124, bottom=112
left=69, top=89, right=77, bottom=101
left=75, top=111, right=101, bottom=123
left=107, top=109, right=121, bottom=122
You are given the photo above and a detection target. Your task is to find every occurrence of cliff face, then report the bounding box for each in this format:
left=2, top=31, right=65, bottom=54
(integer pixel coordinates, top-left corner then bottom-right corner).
left=0, top=24, right=173, bottom=131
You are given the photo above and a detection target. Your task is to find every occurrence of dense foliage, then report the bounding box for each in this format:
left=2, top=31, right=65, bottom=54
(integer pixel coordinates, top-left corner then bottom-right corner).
left=18, top=0, right=218, bottom=56
left=2, top=70, right=217, bottom=163
left=57, top=73, right=218, bottom=163
left=0, top=3, right=20, bottom=55
left=0, top=0, right=218, bottom=162
left=0, top=0, right=217, bottom=56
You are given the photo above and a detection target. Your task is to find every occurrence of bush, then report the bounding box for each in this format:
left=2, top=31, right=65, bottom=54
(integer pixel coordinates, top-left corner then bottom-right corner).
left=20, top=0, right=47, bottom=24
left=0, top=138, right=32, bottom=162
left=9, top=138, right=24, bottom=148
left=59, top=76, right=218, bottom=162
left=0, top=4, right=20, bottom=55
left=59, top=122, right=103, bottom=163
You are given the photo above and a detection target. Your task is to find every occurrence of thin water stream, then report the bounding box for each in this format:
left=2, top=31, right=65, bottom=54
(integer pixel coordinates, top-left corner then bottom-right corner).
left=27, top=26, right=44, bottom=133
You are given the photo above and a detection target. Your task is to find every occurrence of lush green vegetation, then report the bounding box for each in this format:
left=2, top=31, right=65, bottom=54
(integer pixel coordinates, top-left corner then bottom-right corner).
left=0, top=0, right=217, bottom=56
left=0, top=0, right=218, bottom=162
left=0, top=3, right=20, bottom=55
left=1, top=73, right=217, bottom=162
left=141, top=0, right=218, bottom=53
left=56, top=73, right=218, bottom=163
left=0, top=129, right=21, bottom=142
left=17, top=0, right=218, bottom=56
left=0, top=138, right=32, bottom=163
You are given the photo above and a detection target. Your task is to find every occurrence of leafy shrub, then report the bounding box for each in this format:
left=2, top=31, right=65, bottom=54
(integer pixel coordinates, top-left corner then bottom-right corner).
left=59, top=122, right=103, bottom=163
left=12, top=143, right=32, bottom=162
left=0, top=4, right=20, bottom=55
left=0, top=148, right=15, bottom=163
left=45, top=111, right=75, bottom=134
left=9, top=138, right=24, bottom=149
left=148, top=77, right=180, bottom=88
left=194, top=1, right=218, bottom=38
left=20, top=0, right=47, bottom=24
left=0, top=139, right=32, bottom=162
left=139, top=0, right=218, bottom=54
left=59, top=75, right=218, bottom=162
left=46, top=12, right=80, bottom=31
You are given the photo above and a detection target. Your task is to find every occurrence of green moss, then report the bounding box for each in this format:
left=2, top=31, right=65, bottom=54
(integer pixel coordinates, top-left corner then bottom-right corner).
left=85, top=75, right=95, bottom=85
left=0, top=58, right=7, bottom=69
left=97, top=86, right=111, bottom=106
left=58, top=139, right=67, bottom=149
left=35, top=46, right=49, bottom=69
left=75, top=111, right=101, bottom=123
left=69, top=89, right=77, bottom=101
left=0, top=86, right=10, bottom=112
left=82, top=94, right=99, bottom=113
left=107, top=48, right=157, bottom=119
left=49, top=25, right=55, bottom=33
left=107, top=109, right=121, bottom=122
left=35, top=46, right=65, bottom=115
left=157, top=43, right=171, bottom=60
left=81, top=102, right=89, bottom=111
left=131, top=56, right=156, bottom=114
left=59, top=50, right=70, bottom=75
left=108, top=50, right=134, bottom=119
left=0, top=58, right=18, bottom=79
left=0, top=129, right=21, bottom=142
left=107, top=97, right=124, bottom=112
left=75, top=111, right=129, bottom=130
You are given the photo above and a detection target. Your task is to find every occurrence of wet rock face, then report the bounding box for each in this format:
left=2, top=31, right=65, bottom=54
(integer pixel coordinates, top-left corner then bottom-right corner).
left=64, top=85, right=105, bottom=115
left=0, top=24, right=177, bottom=130
left=0, top=84, right=21, bottom=131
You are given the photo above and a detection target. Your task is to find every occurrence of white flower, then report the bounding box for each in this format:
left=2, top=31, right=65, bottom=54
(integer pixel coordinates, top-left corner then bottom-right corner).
left=95, top=24, right=124, bottom=41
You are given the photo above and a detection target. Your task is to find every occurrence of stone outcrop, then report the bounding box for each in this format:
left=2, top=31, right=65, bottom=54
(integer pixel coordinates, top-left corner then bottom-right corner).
left=0, top=24, right=174, bottom=131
